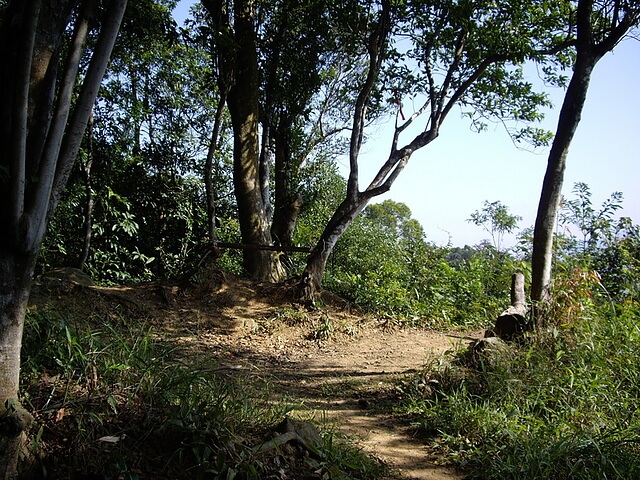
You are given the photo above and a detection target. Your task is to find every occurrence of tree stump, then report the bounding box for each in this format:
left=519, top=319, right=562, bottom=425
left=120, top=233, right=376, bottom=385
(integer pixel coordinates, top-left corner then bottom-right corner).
left=486, top=272, right=530, bottom=341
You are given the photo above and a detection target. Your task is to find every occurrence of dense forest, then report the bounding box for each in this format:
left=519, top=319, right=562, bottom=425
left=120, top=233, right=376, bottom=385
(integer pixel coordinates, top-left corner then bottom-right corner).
left=1, top=1, right=639, bottom=479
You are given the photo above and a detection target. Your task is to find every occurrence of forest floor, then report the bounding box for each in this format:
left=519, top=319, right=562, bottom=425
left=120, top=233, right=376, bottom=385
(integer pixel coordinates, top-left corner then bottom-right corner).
left=32, top=268, right=485, bottom=479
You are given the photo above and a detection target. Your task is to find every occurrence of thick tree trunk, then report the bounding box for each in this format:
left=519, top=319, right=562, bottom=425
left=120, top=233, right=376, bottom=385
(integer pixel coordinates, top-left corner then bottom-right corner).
left=227, top=97, right=283, bottom=280
left=0, top=250, right=37, bottom=480
left=226, top=0, right=283, bottom=282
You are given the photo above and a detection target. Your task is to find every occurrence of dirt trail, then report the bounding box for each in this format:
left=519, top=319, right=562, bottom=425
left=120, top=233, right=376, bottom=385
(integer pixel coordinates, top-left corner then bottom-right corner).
left=35, top=272, right=482, bottom=479
left=158, top=277, right=482, bottom=479
left=264, top=328, right=479, bottom=480
left=192, top=296, right=482, bottom=480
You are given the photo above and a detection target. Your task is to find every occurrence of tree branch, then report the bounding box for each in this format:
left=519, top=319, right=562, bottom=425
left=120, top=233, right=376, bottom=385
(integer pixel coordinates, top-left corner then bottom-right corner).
left=347, top=2, right=391, bottom=198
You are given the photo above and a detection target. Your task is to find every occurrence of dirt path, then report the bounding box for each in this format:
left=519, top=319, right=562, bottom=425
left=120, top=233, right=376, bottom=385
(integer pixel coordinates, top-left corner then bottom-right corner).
left=199, top=318, right=482, bottom=480
left=36, top=273, right=482, bottom=479
left=267, top=328, right=479, bottom=480
left=149, top=277, right=483, bottom=479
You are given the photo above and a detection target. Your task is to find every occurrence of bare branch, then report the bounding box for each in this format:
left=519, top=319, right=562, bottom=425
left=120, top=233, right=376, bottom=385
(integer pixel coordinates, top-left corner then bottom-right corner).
left=436, top=30, right=468, bottom=126
left=347, top=2, right=391, bottom=198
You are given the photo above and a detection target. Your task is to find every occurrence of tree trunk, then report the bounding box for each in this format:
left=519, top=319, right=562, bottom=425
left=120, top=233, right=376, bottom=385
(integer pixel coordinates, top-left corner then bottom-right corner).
left=0, top=1, right=127, bottom=475
left=0, top=250, right=38, bottom=480
left=272, top=191, right=303, bottom=247
left=259, top=121, right=272, bottom=223
left=204, top=90, right=227, bottom=251
left=530, top=56, right=595, bottom=306
left=271, top=120, right=302, bottom=248
left=297, top=1, right=392, bottom=300
left=78, top=110, right=95, bottom=270
left=489, top=272, right=529, bottom=341
left=298, top=197, right=368, bottom=301
left=226, top=0, right=283, bottom=282
left=530, top=0, right=636, bottom=323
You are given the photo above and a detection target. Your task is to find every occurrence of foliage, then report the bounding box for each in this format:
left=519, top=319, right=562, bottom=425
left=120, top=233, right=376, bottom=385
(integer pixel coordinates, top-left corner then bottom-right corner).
left=39, top=3, right=235, bottom=283
left=555, top=183, right=640, bottom=303
left=12, top=1, right=639, bottom=476
left=591, top=217, right=640, bottom=302
left=32, top=0, right=639, bottom=324
left=468, top=200, right=522, bottom=253
left=396, top=288, right=640, bottom=479
left=392, top=0, right=573, bottom=145
left=321, top=200, right=516, bottom=327
left=42, top=167, right=212, bottom=283
left=560, top=182, right=624, bottom=257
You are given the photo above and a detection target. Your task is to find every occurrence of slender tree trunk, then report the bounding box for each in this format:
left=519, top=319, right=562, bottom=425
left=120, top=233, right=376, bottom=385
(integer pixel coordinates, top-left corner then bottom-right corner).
left=0, top=4, right=47, bottom=471
left=79, top=110, right=95, bottom=270
left=204, top=90, right=227, bottom=251
left=271, top=120, right=302, bottom=247
left=530, top=0, right=637, bottom=322
left=298, top=197, right=368, bottom=301
left=297, top=2, right=392, bottom=299
left=259, top=121, right=272, bottom=222
left=530, top=57, right=596, bottom=308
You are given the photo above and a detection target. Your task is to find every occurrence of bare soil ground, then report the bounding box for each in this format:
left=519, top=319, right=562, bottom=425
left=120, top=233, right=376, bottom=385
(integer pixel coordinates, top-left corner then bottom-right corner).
left=32, top=269, right=484, bottom=479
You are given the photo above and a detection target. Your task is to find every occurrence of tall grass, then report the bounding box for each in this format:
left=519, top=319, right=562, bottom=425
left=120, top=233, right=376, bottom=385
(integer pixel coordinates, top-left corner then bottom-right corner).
left=397, top=272, right=640, bottom=479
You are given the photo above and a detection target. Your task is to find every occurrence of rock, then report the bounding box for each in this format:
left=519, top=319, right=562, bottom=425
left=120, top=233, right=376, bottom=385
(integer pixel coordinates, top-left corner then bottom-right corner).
left=462, top=336, right=509, bottom=369
left=253, top=418, right=324, bottom=460
left=276, top=418, right=323, bottom=451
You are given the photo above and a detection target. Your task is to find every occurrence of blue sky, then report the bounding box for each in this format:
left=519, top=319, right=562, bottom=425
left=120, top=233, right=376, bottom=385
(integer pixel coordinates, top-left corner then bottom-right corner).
left=173, top=2, right=639, bottom=247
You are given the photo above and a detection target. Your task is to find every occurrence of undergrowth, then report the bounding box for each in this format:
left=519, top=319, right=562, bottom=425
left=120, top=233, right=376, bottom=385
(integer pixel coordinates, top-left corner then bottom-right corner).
left=395, top=269, right=640, bottom=479
left=19, top=307, right=387, bottom=480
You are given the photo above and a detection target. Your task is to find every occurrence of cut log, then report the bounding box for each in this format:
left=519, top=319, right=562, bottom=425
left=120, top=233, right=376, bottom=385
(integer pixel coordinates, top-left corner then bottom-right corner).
left=487, top=272, right=530, bottom=341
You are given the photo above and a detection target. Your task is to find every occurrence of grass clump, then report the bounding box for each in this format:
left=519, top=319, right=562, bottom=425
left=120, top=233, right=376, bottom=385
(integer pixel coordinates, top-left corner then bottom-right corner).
left=396, top=278, right=640, bottom=479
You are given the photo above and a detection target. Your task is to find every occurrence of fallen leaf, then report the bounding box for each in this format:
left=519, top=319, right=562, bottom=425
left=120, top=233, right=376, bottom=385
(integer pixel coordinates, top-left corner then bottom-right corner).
left=55, top=408, right=66, bottom=422
left=97, top=435, right=124, bottom=444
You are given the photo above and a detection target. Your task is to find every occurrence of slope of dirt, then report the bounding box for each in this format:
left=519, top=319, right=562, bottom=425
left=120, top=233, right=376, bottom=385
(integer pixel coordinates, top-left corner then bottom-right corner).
left=31, top=269, right=483, bottom=479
